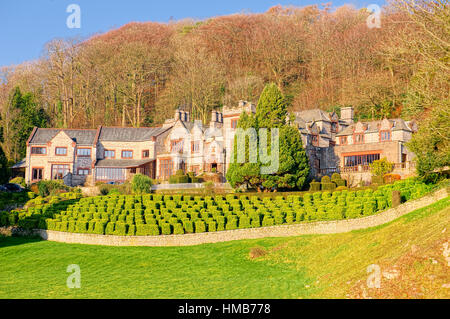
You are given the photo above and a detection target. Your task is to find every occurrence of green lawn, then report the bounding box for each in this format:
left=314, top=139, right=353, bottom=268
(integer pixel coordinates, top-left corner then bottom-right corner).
left=0, top=196, right=448, bottom=299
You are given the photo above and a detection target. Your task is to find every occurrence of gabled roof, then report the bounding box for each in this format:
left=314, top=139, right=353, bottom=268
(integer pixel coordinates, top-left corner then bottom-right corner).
left=28, top=128, right=97, bottom=145
left=294, top=109, right=331, bottom=123
left=11, top=158, right=26, bottom=169
left=97, top=127, right=169, bottom=142
left=336, top=119, right=413, bottom=136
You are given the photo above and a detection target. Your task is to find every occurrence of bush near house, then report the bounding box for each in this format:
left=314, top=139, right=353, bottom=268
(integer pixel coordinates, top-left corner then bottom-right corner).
left=131, top=174, right=152, bottom=194
left=384, top=173, right=401, bottom=184
left=370, top=158, right=394, bottom=177
left=9, top=177, right=26, bottom=188
left=34, top=180, right=69, bottom=197
left=169, top=170, right=191, bottom=184
left=0, top=179, right=434, bottom=236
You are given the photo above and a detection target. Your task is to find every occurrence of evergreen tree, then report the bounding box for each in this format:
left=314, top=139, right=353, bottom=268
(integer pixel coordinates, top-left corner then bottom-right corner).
left=227, top=83, right=310, bottom=191
left=255, top=82, right=288, bottom=129
left=1, top=87, right=49, bottom=162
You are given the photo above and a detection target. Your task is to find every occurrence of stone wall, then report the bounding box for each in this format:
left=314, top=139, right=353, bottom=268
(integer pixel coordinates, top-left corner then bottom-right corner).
left=8, top=188, right=448, bottom=247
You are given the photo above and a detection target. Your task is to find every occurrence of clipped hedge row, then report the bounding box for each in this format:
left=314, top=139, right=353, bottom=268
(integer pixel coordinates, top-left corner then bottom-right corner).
left=0, top=179, right=434, bottom=237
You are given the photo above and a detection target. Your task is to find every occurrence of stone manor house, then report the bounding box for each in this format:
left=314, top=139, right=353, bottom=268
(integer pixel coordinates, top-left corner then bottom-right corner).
left=23, top=101, right=417, bottom=186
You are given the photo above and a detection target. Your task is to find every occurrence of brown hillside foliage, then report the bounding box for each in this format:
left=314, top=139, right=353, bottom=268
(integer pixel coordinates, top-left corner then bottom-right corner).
left=0, top=2, right=448, bottom=162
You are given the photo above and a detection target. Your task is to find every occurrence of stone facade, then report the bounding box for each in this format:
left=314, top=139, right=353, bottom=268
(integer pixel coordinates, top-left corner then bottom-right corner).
left=24, top=102, right=417, bottom=186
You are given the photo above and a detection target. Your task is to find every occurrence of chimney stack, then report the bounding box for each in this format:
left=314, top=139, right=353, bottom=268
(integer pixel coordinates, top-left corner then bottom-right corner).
left=341, top=107, right=354, bottom=124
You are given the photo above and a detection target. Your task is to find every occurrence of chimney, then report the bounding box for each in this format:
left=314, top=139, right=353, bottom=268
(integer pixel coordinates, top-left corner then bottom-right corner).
left=341, top=107, right=354, bottom=124
left=174, top=109, right=181, bottom=121
left=211, top=110, right=218, bottom=122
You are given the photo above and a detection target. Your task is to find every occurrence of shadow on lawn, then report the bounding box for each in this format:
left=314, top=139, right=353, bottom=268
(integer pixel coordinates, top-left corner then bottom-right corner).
left=0, top=234, right=43, bottom=249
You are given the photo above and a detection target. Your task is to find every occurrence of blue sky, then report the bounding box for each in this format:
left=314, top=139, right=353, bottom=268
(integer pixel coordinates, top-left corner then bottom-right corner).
left=0, top=0, right=385, bottom=67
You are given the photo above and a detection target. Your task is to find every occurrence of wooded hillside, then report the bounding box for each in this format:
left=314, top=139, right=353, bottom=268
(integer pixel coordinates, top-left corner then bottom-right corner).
left=0, top=0, right=448, bottom=180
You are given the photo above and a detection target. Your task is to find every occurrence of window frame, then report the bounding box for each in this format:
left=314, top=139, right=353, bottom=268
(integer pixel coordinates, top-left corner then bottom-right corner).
left=51, top=164, right=70, bottom=180
left=142, top=150, right=150, bottom=158
left=77, top=148, right=92, bottom=157
left=121, top=150, right=133, bottom=159
left=171, top=140, right=183, bottom=153
left=55, top=147, right=68, bottom=156
left=31, top=146, right=47, bottom=155
left=380, top=130, right=391, bottom=142
left=104, top=149, right=116, bottom=159
left=77, top=168, right=90, bottom=176
left=159, top=158, right=173, bottom=179
left=353, top=133, right=365, bottom=144
left=31, top=167, right=44, bottom=181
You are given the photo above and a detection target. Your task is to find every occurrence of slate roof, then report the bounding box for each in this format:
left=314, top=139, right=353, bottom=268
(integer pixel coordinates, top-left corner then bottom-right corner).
left=11, top=158, right=26, bottom=169
left=95, top=159, right=154, bottom=168
left=294, top=109, right=331, bottom=123
left=28, top=128, right=97, bottom=145
left=98, top=127, right=168, bottom=142
left=336, top=119, right=413, bottom=136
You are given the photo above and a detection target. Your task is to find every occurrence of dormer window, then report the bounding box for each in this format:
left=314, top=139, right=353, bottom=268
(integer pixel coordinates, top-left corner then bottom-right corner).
left=354, top=133, right=364, bottom=144
left=339, top=136, right=348, bottom=145
left=380, top=130, right=391, bottom=141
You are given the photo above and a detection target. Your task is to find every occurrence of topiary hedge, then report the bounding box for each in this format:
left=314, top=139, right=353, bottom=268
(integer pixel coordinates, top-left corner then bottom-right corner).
left=1, top=178, right=434, bottom=237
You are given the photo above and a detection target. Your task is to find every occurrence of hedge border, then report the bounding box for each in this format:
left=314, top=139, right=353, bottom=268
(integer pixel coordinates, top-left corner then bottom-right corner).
left=5, top=188, right=448, bottom=247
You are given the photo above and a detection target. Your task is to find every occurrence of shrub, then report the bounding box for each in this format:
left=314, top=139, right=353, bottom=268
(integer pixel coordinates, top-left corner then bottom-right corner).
left=370, top=158, right=394, bottom=177
left=321, top=182, right=336, bottom=191
left=194, top=221, right=206, bottom=233
left=183, top=220, right=194, bottom=233
left=93, top=222, right=106, bottom=234
left=37, top=180, right=68, bottom=197
left=127, top=224, right=136, bottom=236
left=262, top=216, right=275, bottom=227
left=331, top=173, right=341, bottom=182
left=321, top=176, right=331, bottom=183
left=105, top=222, right=115, bottom=235
left=10, top=177, right=26, bottom=188
left=309, top=180, right=321, bottom=192
left=161, top=223, right=171, bottom=235
left=238, top=215, right=251, bottom=229
left=75, top=221, right=88, bottom=233
left=384, top=174, right=401, bottom=184
left=132, top=174, right=152, bottom=194
left=99, top=186, right=110, bottom=196
left=173, top=223, right=184, bottom=235
left=225, top=218, right=237, bottom=230
left=207, top=221, right=217, bottom=232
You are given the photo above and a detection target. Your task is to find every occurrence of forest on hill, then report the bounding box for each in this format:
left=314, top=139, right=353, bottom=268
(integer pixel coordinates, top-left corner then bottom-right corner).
left=0, top=0, right=448, bottom=181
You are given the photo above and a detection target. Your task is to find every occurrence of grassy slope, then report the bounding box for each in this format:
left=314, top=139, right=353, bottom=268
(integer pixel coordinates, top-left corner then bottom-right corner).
left=0, top=197, right=448, bottom=299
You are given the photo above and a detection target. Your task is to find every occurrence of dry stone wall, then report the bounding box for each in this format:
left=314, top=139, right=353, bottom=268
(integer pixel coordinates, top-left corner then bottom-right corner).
left=7, top=188, right=449, bottom=247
